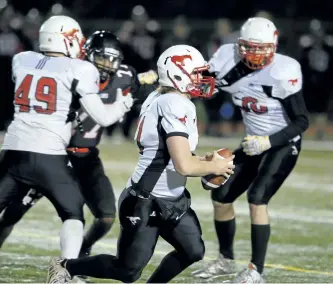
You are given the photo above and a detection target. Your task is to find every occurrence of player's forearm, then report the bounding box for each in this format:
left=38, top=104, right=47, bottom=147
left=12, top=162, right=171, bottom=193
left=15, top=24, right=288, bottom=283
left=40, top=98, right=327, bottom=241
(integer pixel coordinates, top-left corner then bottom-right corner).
left=176, top=156, right=217, bottom=177
left=269, top=91, right=309, bottom=147
left=269, top=116, right=308, bottom=147
left=79, top=94, right=126, bottom=127
left=191, top=152, right=206, bottom=161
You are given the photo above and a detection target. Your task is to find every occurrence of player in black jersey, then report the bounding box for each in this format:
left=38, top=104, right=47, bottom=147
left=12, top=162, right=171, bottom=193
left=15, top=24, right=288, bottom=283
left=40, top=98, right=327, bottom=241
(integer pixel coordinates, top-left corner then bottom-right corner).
left=0, top=31, right=157, bottom=260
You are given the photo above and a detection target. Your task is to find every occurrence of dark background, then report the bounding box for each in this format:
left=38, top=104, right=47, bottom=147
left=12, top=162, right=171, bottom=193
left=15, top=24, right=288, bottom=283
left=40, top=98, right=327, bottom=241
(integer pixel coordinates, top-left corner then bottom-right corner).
left=1, top=0, right=333, bottom=138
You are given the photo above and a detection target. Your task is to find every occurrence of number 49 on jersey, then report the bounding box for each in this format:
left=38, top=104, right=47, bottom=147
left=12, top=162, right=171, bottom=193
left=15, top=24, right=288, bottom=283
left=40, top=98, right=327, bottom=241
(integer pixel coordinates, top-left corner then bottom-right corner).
left=15, top=74, right=57, bottom=115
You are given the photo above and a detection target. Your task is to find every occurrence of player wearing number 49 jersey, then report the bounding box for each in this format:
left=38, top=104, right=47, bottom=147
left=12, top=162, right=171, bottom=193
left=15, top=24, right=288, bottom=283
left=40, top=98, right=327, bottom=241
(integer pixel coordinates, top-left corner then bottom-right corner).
left=0, top=29, right=157, bottom=267
left=193, top=17, right=309, bottom=283
left=0, top=16, right=134, bottom=260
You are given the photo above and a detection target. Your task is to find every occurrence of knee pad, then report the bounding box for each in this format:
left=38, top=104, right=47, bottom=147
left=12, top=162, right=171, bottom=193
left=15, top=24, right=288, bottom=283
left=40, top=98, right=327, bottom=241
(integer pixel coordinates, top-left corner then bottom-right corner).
left=187, top=241, right=205, bottom=263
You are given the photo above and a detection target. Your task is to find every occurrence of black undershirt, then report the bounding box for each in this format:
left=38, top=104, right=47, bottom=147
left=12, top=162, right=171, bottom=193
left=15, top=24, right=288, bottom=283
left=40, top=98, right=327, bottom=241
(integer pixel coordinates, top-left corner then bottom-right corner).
left=269, top=90, right=309, bottom=147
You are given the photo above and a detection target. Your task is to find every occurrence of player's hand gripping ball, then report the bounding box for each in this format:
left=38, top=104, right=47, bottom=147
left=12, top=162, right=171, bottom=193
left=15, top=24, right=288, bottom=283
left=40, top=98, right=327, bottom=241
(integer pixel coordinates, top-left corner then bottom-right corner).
left=201, top=148, right=233, bottom=190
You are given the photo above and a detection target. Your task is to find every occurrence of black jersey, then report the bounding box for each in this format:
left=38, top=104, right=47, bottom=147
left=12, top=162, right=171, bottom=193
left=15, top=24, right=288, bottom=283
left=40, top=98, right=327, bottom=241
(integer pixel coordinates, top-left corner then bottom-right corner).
left=69, top=64, right=140, bottom=148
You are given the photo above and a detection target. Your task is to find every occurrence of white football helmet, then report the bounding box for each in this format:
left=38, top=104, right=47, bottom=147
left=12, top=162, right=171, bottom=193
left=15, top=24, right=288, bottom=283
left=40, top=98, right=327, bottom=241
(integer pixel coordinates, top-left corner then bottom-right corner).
left=39, top=15, right=85, bottom=59
left=238, top=17, right=278, bottom=69
left=157, top=45, right=215, bottom=98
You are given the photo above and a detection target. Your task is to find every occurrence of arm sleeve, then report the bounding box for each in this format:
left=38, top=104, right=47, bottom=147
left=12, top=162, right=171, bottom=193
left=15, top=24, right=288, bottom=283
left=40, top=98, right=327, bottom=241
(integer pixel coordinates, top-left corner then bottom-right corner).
left=269, top=59, right=309, bottom=147
left=79, top=94, right=128, bottom=127
left=159, top=97, right=190, bottom=139
left=134, top=83, right=158, bottom=104
left=131, top=67, right=159, bottom=104
left=269, top=90, right=309, bottom=147
left=128, top=66, right=140, bottom=98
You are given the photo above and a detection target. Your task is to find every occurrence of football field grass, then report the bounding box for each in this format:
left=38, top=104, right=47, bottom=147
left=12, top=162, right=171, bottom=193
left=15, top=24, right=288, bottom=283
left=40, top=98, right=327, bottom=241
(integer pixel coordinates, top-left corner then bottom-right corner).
left=0, top=137, right=332, bottom=283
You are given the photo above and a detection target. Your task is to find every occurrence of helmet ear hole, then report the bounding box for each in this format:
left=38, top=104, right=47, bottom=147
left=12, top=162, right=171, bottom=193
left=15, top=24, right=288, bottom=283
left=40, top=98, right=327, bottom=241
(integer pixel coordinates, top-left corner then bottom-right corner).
left=174, top=75, right=182, bottom=81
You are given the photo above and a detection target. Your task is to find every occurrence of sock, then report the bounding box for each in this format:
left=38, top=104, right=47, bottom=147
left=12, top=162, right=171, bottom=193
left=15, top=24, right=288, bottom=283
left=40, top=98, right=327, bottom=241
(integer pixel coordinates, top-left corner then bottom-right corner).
left=215, top=218, right=236, bottom=259
left=251, top=224, right=270, bottom=274
left=81, top=218, right=114, bottom=252
left=64, top=254, right=118, bottom=279
left=147, top=251, right=190, bottom=283
left=60, top=219, right=84, bottom=259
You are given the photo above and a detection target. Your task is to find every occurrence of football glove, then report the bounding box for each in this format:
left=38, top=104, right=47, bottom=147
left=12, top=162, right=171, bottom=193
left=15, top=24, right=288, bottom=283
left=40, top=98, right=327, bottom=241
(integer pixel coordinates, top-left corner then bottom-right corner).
left=116, top=88, right=134, bottom=122
left=138, top=70, right=158, bottom=85
left=116, top=88, right=134, bottom=111
left=241, top=135, right=271, bottom=156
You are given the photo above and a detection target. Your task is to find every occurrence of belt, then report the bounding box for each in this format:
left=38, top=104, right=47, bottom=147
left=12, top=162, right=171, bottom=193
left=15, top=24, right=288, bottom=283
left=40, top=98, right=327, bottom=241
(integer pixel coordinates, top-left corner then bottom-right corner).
left=67, top=147, right=89, bottom=153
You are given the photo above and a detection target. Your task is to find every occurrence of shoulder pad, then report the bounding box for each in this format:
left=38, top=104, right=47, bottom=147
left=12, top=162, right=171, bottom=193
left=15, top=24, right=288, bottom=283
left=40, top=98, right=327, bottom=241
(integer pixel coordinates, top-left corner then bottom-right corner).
left=270, top=54, right=302, bottom=99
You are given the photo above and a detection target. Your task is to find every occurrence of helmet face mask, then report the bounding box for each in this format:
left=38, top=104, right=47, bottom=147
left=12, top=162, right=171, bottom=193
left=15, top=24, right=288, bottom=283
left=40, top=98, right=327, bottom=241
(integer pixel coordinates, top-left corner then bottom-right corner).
left=87, top=51, right=123, bottom=82
left=237, top=17, right=278, bottom=70
left=186, top=66, right=216, bottom=98
left=238, top=39, right=275, bottom=69
left=84, top=31, right=124, bottom=83
left=157, top=45, right=215, bottom=98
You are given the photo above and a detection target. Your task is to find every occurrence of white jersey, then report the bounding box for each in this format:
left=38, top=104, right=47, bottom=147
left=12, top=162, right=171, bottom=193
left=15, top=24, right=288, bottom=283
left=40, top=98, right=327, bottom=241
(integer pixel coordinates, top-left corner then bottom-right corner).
left=127, top=90, right=199, bottom=198
left=2, top=51, right=99, bottom=155
left=209, top=44, right=302, bottom=138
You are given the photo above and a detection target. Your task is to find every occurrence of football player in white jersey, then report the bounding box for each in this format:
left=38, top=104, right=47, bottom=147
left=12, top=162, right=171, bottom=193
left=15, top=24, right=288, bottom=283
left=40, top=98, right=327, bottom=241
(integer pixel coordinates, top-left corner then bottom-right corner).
left=192, top=17, right=309, bottom=283
left=0, top=15, right=133, bottom=260
left=46, top=45, right=235, bottom=283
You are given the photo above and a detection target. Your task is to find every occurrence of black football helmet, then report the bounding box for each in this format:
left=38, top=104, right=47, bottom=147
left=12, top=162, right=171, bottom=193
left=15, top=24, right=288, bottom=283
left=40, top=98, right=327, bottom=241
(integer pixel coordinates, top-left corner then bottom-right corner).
left=83, top=30, right=124, bottom=83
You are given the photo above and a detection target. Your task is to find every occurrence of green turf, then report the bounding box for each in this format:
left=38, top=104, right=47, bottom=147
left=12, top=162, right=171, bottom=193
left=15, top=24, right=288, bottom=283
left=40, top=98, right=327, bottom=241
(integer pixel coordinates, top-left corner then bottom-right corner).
left=0, top=140, right=332, bottom=283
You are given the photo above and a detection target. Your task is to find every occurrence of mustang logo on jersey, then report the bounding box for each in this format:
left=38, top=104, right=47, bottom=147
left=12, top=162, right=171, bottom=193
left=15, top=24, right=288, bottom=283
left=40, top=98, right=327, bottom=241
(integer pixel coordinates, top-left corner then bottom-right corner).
left=288, top=78, right=298, bottom=86
left=126, top=216, right=141, bottom=225
left=178, top=115, right=187, bottom=124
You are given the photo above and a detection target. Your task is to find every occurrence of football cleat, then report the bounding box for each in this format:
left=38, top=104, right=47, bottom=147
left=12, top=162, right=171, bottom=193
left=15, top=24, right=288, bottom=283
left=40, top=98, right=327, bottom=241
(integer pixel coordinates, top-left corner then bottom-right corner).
left=192, top=253, right=237, bottom=279
left=46, top=257, right=71, bottom=284
left=224, top=263, right=265, bottom=283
